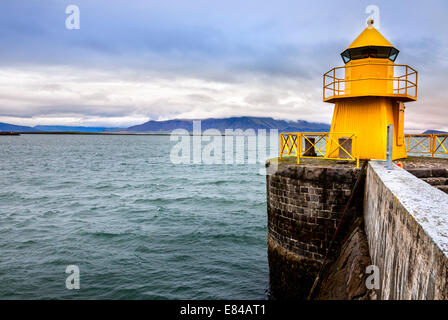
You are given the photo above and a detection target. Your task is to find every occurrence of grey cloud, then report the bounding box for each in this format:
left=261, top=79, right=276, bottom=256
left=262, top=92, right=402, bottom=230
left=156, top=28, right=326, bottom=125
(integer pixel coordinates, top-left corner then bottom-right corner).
left=0, top=0, right=448, bottom=129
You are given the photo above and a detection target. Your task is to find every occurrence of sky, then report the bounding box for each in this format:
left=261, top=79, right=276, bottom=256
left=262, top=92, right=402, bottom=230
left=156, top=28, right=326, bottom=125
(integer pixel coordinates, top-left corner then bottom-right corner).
left=0, top=0, right=447, bottom=131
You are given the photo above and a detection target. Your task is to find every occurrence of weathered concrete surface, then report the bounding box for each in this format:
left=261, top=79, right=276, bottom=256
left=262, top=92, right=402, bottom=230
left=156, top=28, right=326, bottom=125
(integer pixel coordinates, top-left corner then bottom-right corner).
left=266, top=158, right=363, bottom=299
left=364, top=161, right=448, bottom=299
left=315, top=218, right=377, bottom=300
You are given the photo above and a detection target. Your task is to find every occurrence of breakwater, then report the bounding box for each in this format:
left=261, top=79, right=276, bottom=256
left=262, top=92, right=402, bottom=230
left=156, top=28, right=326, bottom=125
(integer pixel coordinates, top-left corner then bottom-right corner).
left=365, top=161, right=448, bottom=299
left=266, top=158, right=367, bottom=299
left=266, top=158, right=448, bottom=300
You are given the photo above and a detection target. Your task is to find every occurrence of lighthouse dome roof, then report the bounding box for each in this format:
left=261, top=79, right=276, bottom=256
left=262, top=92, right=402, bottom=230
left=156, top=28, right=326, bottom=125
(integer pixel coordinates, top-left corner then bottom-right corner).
left=340, top=21, right=399, bottom=63
left=347, top=24, right=393, bottom=49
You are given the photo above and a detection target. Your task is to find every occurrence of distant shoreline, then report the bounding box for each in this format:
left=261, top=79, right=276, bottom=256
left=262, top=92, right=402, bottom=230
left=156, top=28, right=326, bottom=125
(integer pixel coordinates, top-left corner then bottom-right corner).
left=4, top=132, right=270, bottom=136
left=13, top=132, right=232, bottom=136
left=16, top=132, right=174, bottom=136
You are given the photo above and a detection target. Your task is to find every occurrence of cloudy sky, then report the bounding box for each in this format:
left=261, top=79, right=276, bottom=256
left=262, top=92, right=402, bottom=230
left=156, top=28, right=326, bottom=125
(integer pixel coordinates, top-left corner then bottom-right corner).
left=0, top=0, right=447, bottom=130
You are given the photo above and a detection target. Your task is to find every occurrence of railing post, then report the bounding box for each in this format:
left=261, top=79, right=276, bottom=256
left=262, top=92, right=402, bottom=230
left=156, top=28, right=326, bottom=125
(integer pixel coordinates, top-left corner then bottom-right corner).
left=280, top=134, right=283, bottom=158
left=431, top=134, right=435, bottom=158
left=323, top=74, right=325, bottom=101
left=415, top=70, right=418, bottom=98
left=333, top=68, right=336, bottom=96
left=405, top=66, right=408, bottom=96
left=386, top=125, right=393, bottom=170
left=356, top=135, right=359, bottom=168
left=288, top=134, right=292, bottom=155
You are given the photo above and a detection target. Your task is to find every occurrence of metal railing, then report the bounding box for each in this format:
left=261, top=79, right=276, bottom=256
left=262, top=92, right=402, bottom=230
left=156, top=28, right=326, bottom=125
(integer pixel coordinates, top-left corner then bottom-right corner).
left=323, top=63, right=418, bottom=101
left=405, top=134, right=448, bottom=157
left=280, top=132, right=360, bottom=168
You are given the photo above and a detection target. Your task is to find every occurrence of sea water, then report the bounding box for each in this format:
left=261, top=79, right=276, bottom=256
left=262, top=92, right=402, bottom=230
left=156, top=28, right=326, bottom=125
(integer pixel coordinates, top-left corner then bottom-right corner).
left=0, top=134, right=269, bottom=299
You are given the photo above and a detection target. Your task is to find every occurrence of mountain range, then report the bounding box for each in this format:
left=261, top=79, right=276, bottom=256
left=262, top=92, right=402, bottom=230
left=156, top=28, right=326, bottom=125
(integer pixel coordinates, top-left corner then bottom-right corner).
left=422, top=130, right=448, bottom=134
left=0, top=122, right=41, bottom=132
left=1, top=118, right=445, bottom=134
left=0, top=117, right=331, bottom=133
left=34, top=125, right=119, bottom=133
left=120, top=117, right=331, bottom=133
left=0, top=123, right=118, bottom=133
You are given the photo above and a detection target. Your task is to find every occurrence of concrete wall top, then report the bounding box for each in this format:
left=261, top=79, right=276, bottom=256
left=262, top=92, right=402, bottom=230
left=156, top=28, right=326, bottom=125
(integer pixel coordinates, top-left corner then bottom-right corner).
left=370, top=160, right=448, bottom=257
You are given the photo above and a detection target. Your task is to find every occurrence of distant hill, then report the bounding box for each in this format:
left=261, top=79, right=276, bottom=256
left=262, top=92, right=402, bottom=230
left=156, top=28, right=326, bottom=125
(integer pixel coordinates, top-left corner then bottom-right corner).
left=123, top=117, right=331, bottom=133
left=34, top=125, right=119, bottom=133
left=0, top=117, right=330, bottom=134
left=0, top=123, right=120, bottom=133
left=423, top=130, right=447, bottom=134
left=0, top=122, right=40, bottom=132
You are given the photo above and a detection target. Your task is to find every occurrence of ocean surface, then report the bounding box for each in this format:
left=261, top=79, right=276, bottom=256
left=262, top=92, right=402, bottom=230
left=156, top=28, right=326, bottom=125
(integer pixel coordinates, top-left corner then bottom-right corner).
left=0, top=134, right=270, bottom=299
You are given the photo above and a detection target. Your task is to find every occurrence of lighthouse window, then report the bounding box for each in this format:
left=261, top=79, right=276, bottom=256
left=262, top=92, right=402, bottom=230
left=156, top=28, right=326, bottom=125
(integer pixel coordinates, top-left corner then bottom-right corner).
left=348, top=47, right=370, bottom=60
left=341, top=50, right=351, bottom=63
left=341, top=46, right=400, bottom=63
left=371, top=46, right=391, bottom=59
left=388, top=47, right=399, bottom=62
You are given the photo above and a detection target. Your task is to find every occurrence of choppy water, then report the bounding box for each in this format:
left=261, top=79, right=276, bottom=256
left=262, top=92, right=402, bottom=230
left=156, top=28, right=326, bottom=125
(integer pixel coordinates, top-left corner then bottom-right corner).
left=0, top=134, right=269, bottom=299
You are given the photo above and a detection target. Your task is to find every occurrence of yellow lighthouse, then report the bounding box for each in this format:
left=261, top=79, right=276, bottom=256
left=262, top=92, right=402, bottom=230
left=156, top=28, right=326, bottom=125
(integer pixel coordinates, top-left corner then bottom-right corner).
left=324, top=20, right=418, bottom=160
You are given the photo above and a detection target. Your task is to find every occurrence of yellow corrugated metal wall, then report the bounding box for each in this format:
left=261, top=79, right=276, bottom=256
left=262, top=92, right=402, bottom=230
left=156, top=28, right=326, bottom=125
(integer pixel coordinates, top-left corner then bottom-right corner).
left=345, top=59, right=394, bottom=97
left=326, top=97, right=407, bottom=160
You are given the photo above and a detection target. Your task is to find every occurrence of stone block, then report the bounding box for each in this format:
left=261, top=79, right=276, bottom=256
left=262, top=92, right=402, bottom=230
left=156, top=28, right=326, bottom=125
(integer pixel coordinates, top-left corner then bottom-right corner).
left=406, top=168, right=431, bottom=178
left=304, top=167, right=324, bottom=181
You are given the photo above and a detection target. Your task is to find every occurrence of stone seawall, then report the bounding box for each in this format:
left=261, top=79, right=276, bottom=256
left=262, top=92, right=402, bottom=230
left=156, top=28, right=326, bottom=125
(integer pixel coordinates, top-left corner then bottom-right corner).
left=266, top=158, right=363, bottom=299
left=267, top=158, right=448, bottom=300
left=315, top=218, right=376, bottom=300
left=364, top=161, right=448, bottom=299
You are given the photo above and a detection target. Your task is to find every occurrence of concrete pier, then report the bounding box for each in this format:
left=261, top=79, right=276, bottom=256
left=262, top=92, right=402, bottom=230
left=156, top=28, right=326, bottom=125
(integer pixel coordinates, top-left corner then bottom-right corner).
left=266, top=157, right=448, bottom=300
left=365, top=161, right=448, bottom=299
